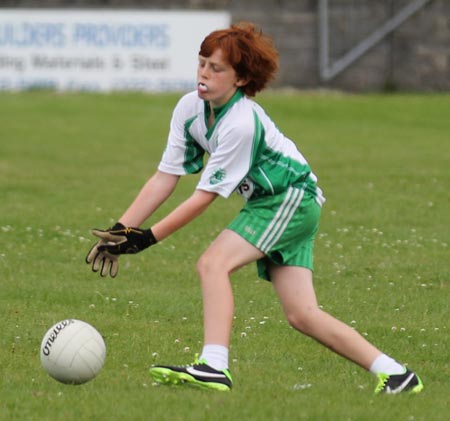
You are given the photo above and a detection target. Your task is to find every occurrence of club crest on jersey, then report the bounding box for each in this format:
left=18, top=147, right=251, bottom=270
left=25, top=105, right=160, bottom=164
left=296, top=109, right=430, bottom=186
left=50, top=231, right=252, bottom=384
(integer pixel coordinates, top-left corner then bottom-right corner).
left=210, top=168, right=226, bottom=185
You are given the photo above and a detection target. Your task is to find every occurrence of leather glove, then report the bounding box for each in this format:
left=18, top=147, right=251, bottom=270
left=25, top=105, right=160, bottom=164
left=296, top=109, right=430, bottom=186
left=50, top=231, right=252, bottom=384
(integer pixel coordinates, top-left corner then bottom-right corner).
left=96, top=224, right=157, bottom=255
left=85, top=222, right=124, bottom=278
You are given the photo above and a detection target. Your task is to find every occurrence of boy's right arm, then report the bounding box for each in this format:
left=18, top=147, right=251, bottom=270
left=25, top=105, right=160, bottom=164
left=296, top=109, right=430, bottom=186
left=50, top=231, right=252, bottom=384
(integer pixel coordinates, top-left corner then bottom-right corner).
left=86, top=170, right=179, bottom=277
left=119, top=170, right=180, bottom=227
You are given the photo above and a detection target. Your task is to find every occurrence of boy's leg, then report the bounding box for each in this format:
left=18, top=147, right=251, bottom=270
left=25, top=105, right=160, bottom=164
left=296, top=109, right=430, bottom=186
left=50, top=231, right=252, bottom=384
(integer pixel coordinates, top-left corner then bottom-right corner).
left=197, top=229, right=265, bottom=347
left=271, top=265, right=423, bottom=394
left=150, top=229, right=264, bottom=390
left=270, top=265, right=381, bottom=370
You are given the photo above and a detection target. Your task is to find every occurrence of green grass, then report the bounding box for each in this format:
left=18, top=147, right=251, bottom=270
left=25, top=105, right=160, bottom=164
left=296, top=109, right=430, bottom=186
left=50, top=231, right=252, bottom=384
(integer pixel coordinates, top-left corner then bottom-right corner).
left=0, top=91, right=449, bottom=420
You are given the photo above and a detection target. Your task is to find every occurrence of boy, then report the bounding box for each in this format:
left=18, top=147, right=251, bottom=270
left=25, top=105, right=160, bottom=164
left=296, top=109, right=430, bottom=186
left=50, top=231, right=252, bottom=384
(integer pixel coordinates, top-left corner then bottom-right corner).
left=86, top=22, right=423, bottom=394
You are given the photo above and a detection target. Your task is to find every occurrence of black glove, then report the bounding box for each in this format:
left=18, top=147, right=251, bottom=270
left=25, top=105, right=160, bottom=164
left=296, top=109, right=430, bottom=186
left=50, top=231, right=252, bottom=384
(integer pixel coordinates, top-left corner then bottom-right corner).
left=86, top=222, right=125, bottom=278
left=95, top=224, right=157, bottom=255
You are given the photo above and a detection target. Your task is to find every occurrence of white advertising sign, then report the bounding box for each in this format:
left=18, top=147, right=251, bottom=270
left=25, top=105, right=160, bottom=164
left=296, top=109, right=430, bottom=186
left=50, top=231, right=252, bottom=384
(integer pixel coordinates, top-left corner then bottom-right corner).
left=0, top=9, right=230, bottom=92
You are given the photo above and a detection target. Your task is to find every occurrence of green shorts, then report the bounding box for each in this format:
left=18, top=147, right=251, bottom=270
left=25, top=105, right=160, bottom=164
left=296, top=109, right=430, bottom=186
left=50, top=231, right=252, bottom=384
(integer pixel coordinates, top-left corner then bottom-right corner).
left=227, top=186, right=321, bottom=281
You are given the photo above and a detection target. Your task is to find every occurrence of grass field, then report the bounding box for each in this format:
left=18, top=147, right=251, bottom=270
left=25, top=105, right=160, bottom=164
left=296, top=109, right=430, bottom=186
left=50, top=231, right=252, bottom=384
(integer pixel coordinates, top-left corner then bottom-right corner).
left=0, top=91, right=449, bottom=420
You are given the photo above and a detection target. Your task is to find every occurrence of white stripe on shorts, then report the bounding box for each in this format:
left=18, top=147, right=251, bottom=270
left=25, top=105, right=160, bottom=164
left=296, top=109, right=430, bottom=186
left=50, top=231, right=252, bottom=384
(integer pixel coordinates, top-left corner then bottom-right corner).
left=256, top=186, right=304, bottom=252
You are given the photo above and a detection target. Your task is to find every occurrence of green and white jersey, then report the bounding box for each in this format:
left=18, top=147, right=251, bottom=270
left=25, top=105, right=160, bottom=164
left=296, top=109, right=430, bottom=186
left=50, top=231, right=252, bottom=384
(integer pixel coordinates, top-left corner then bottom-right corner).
left=158, top=89, right=325, bottom=206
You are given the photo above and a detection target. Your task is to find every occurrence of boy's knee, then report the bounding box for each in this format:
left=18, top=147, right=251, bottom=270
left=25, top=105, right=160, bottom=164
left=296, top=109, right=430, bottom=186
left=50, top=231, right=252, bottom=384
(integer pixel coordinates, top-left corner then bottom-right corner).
left=285, top=307, right=320, bottom=335
left=196, top=253, right=209, bottom=277
left=196, top=252, right=224, bottom=278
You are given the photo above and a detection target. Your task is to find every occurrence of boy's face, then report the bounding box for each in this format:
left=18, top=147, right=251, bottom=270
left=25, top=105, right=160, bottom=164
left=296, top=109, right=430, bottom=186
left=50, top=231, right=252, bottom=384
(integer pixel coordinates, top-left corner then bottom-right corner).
left=197, top=48, right=246, bottom=108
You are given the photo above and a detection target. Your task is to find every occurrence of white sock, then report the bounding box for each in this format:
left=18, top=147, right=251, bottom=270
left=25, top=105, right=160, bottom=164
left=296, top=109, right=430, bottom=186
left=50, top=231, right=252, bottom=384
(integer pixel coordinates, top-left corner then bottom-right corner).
left=200, top=344, right=229, bottom=371
left=369, top=353, right=405, bottom=375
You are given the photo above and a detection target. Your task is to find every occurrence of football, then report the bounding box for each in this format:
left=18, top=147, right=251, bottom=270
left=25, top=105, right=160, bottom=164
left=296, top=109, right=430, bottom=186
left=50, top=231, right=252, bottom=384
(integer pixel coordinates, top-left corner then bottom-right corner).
left=40, top=319, right=106, bottom=385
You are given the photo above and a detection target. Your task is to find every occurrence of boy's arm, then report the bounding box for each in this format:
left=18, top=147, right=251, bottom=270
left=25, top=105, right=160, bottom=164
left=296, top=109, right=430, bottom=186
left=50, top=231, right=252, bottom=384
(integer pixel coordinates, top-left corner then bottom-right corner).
left=119, top=170, right=180, bottom=227
left=90, top=181, right=217, bottom=254
left=86, top=170, right=180, bottom=276
left=87, top=179, right=217, bottom=277
left=151, top=189, right=217, bottom=241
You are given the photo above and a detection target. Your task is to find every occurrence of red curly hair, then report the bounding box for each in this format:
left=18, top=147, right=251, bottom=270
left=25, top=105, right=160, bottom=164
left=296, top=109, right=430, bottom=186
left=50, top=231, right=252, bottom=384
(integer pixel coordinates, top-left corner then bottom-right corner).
left=199, top=22, right=279, bottom=97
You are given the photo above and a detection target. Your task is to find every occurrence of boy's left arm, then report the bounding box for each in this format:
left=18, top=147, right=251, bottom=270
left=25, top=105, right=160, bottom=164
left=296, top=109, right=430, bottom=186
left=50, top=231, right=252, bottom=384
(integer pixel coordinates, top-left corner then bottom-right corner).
left=95, top=189, right=217, bottom=258
left=151, top=189, right=217, bottom=241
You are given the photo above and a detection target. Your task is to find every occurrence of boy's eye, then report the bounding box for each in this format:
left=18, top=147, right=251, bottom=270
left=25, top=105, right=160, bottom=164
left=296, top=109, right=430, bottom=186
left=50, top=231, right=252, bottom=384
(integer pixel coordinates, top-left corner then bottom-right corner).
left=211, top=65, right=224, bottom=72
left=197, top=59, right=225, bottom=72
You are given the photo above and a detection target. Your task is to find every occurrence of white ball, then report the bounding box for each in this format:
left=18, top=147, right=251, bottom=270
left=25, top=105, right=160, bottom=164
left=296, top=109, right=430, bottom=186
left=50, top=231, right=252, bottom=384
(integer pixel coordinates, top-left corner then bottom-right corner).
left=40, top=319, right=106, bottom=385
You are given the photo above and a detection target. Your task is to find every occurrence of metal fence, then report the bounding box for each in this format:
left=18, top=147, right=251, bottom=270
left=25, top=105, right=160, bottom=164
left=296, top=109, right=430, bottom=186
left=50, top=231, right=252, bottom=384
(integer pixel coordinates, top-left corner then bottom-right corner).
left=1, top=0, right=448, bottom=91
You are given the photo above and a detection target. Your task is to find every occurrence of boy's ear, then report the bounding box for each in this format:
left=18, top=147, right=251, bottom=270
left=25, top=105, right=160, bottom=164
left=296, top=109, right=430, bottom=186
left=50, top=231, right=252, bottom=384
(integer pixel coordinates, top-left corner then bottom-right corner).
left=235, top=77, right=248, bottom=87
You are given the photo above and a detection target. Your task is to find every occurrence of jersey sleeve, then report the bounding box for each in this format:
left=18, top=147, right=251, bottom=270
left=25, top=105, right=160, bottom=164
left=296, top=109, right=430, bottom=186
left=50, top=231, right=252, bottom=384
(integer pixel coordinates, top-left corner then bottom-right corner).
left=158, top=94, right=205, bottom=175
left=196, top=115, right=256, bottom=198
